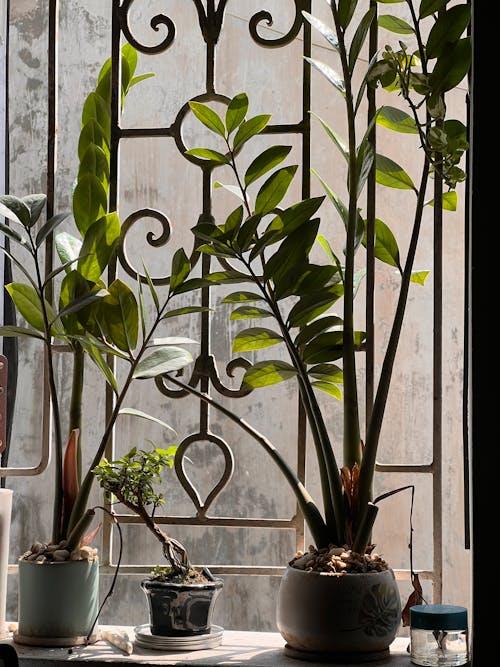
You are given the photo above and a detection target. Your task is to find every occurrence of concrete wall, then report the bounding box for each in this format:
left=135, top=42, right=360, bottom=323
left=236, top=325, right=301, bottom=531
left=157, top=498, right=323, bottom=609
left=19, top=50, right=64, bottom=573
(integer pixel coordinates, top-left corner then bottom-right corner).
left=3, top=1, right=471, bottom=633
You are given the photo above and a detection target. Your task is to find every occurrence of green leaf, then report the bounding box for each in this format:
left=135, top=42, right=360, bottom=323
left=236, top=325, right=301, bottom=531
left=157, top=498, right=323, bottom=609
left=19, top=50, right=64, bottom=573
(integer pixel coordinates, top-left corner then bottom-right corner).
left=0, top=325, right=44, bottom=340
left=55, top=232, right=82, bottom=269
left=363, top=217, right=401, bottom=269
left=225, top=92, right=248, bottom=134
left=78, top=144, right=110, bottom=184
left=213, top=182, right=245, bottom=201
left=35, top=213, right=70, bottom=249
left=410, top=270, right=430, bottom=285
left=189, top=101, right=226, bottom=137
left=81, top=92, right=111, bottom=142
left=79, top=338, right=119, bottom=394
left=0, top=220, right=28, bottom=246
left=170, top=247, right=191, bottom=291
left=302, top=12, right=339, bottom=50
left=294, top=315, right=343, bottom=348
left=426, top=5, right=471, bottom=59
left=118, top=407, right=178, bottom=438
left=232, top=327, right=283, bottom=352
left=305, top=57, right=345, bottom=95
left=143, top=262, right=159, bottom=312
left=288, top=291, right=340, bottom=328
left=0, top=195, right=32, bottom=228
left=185, top=148, right=229, bottom=164
left=376, top=106, right=418, bottom=134
left=133, top=346, right=193, bottom=379
left=376, top=154, right=416, bottom=190
left=5, top=283, right=57, bottom=334
left=255, top=166, right=297, bottom=215
left=419, top=0, right=447, bottom=19
left=378, top=14, right=414, bottom=34
left=430, top=37, right=471, bottom=93
left=308, top=363, right=343, bottom=383
left=244, top=145, right=292, bottom=187
left=311, top=381, right=342, bottom=399
left=309, top=112, right=348, bottom=159
left=129, top=72, right=155, bottom=88
left=23, top=194, right=48, bottom=226
left=169, top=277, right=216, bottom=294
left=73, top=173, right=108, bottom=236
left=78, top=118, right=110, bottom=162
left=337, top=0, right=358, bottom=29
left=161, top=306, right=212, bottom=319
left=77, top=212, right=121, bottom=282
left=428, top=191, right=457, bottom=211
left=266, top=196, right=325, bottom=240
left=233, top=114, right=271, bottom=151
left=100, top=279, right=139, bottom=352
left=242, top=360, right=297, bottom=389
left=349, top=8, right=376, bottom=74
left=222, top=291, right=264, bottom=304
left=230, top=306, right=273, bottom=320
left=263, top=220, right=319, bottom=291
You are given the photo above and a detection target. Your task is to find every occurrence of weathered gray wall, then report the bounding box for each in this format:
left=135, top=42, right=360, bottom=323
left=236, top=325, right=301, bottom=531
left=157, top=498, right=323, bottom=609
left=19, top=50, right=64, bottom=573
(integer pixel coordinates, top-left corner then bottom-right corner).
left=3, top=0, right=471, bottom=633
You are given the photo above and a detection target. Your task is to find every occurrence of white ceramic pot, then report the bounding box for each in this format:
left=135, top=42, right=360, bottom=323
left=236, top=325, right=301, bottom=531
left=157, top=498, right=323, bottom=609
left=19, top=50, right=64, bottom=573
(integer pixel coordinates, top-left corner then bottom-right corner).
left=276, top=565, right=402, bottom=662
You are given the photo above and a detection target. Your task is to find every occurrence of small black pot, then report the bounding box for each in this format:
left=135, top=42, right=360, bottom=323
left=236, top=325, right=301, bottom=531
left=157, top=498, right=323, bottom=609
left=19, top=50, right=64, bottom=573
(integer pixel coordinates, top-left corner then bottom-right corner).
left=140, top=568, right=224, bottom=636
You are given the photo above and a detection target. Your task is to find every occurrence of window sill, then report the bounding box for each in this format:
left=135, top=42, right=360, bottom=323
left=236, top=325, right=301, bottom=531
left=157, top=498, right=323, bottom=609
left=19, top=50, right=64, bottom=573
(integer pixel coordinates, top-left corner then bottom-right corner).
left=2, top=626, right=412, bottom=666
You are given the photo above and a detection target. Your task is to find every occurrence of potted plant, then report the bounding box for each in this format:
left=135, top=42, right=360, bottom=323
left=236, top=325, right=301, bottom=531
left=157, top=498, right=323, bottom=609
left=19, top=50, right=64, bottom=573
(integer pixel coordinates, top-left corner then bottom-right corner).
left=158, top=0, right=470, bottom=661
left=92, top=446, right=224, bottom=644
left=0, top=45, right=202, bottom=647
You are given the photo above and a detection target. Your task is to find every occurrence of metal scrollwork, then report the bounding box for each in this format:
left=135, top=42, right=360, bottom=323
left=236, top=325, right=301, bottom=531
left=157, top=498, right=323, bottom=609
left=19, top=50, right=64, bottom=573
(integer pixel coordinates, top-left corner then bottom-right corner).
left=118, top=208, right=172, bottom=284
left=155, top=354, right=253, bottom=399
left=249, top=1, right=309, bottom=47
left=117, top=0, right=175, bottom=54
left=174, top=432, right=234, bottom=518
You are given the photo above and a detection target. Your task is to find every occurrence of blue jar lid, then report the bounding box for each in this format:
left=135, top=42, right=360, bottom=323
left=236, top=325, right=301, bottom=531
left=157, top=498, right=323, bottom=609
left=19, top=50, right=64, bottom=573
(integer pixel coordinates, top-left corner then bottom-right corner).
left=410, top=604, right=468, bottom=631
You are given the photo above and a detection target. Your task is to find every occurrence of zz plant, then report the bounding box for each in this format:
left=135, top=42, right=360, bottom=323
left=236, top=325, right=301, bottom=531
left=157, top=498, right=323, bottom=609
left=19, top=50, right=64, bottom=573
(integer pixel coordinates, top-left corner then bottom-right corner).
left=174, top=0, right=470, bottom=567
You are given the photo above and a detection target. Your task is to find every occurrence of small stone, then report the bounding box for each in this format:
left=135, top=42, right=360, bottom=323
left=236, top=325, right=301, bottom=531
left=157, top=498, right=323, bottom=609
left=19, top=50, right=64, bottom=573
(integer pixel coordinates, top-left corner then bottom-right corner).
left=53, top=549, right=70, bottom=561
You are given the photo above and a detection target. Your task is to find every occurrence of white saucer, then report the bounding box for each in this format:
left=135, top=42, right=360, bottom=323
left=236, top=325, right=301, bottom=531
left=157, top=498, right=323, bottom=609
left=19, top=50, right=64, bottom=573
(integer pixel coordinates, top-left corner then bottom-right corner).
left=133, top=624, right=223, bottom=651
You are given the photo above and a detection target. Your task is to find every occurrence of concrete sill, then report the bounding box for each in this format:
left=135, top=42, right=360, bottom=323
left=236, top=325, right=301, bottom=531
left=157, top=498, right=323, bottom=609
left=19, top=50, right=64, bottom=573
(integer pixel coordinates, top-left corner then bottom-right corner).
left=1, top=626, right=412, bottom=667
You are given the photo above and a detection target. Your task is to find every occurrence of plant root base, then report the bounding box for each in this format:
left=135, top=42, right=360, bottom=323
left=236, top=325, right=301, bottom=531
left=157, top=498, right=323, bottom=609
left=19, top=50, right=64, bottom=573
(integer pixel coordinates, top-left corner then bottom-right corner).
left=283, top=644, right=390, bottom=663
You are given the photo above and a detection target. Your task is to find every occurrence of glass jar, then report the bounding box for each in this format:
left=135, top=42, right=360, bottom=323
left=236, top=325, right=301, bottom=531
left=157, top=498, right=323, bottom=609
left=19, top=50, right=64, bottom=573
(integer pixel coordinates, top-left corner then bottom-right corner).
left=410, top=604, right=469, bottom=666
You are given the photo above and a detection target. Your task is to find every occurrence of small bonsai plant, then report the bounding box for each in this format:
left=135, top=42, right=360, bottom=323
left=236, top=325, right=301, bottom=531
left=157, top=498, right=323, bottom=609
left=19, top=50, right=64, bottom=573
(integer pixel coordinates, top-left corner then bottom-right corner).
left=92, top=445, right=208, bottom=583
left=166, top=0, right=471, bottom=585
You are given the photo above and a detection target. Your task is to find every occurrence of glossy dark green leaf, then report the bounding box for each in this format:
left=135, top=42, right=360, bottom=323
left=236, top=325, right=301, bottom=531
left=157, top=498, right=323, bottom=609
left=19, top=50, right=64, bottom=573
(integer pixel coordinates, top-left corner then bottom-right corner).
left=57, top=288, right=108, bottom=330
left=266, top=196, right=325, bottom=240
left=303, top=331, right=344, bottom=364
left=0, top=325, right=44, bottom=340
left=223, top=206, right=244, bottom=237
left=82, top=92, right=111, bottom=143
left=35, top=213, right=70, bottom=249
left=288, top=291, right=340, bottom=328
left=0, top=195, right=31, bottom=228
left=419, top=0, right=447, bottom=19
left=255, top=166, right=297, bottom=215
left=133, top=346, right=194, bottom=379
left=205, top=270, right=254, bottom=284
left=222, top=291, right=264, bottom=304
left=430, top=37, right=471, bottom=93
left=226, top=92, right=248, bottom=134
left=242, top=360, right=297, bottom=389
left=376, top=106, right=418, bottom=134
left=78, top=144, right=110, bottom=184
left=161, top=306, right=212, bottom=320
left=349, top=8, right=376, bottom=74
left=376, top=154, right=416, bottom=190
left=23, top=194, right=48, bottom=227
left=232, top=327, right=283, bottom=352
left=311, top=381, right=342, bottom=399
left=100, top=279, right=139, bottom=352
left=363, top=217, right=401, bottom=269
left=338, top=0, right=358, bottom=29
left=244, top=145, right=292, bottom=187
left=237, top=214, right=263, bottom=251
left=294, top=315, right=344, bottom=348
left=170, top=248, right=191, bottom=291
left=5, top=283, right=55, bottom=334
left=427, top=5, right=471, bottom=59
left=169, top=277, right=216, bottom=294
left=355, top=137, right=375, bottom=197
left=78, top=337, right=119, bottom=394
left=264, top=219, right=319, bottom=287
left=233, top=114, right=271, bottom=151
left=189, top=101, right=226, bottom=137
left=77, top=212, right=120, bottom=282
left=378, top=14, right=414, bottom=34
left=73, top=173, right=108, bottom=236
left=308, top=363, right=343, bottom=383
left=229, top=306, right=273, bottom=320
left=185, top=147, right=229, bottom=164
left=0, top=220, right=28, bottom=246
left=77, top=118, right=110, bottom=162
left=59, top=269, right=95, bottom=334
left=120, top=43, right=137, bottom=89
